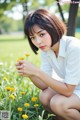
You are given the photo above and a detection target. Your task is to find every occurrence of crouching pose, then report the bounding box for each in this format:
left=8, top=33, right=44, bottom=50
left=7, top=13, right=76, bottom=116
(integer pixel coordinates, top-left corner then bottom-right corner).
left=16, top=9, right=80, bottom=120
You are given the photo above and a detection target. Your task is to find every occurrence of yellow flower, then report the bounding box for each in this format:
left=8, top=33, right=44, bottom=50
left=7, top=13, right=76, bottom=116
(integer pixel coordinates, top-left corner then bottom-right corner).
left=5, top=87, right=15, bottom=92
left=10, top=87, right=15, bottom=92
left=25, top=53, right=30, bottom=57
left=31, top=97, right=38, bottom=102
left=5, top=87, right=11, bottom=91
left=9, top=94, right=15, bottom=100
left=17, top=107, right=23, bottom=112
left=34, top=104, right=39, bottom=107
left=3, top=77, right=7, bottom=81
left=22, top=114, right=29, bottom=119
left=20, top=92, right=26, bottom=95
left=24, top=103, right=30, bottom=107
left=17, top=57, right=24, bottom=62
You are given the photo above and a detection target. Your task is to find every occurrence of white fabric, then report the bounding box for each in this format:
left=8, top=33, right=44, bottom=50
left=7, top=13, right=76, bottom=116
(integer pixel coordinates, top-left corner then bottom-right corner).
left=40, top=36, right=80, bottom=98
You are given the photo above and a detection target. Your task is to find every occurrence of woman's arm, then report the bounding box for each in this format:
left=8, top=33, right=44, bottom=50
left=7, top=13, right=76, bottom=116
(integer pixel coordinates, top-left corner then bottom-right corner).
left=16, top=60, right=75, bottom=97
left=16, top=60, right=48, bottom=90
left=36, top=69, right=75, bottom=97
left=29, top=75, right=48, bottom=90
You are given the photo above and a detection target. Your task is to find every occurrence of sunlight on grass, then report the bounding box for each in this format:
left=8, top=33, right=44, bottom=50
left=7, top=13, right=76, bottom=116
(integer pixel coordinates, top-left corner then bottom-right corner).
left=0, top=35, right=41, bottom=67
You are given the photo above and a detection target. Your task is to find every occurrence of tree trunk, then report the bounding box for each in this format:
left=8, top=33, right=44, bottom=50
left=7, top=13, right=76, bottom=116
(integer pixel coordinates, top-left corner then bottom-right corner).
left=67, top=0, right=79, bottom=36
left=56, top=0, right=66, bottom=23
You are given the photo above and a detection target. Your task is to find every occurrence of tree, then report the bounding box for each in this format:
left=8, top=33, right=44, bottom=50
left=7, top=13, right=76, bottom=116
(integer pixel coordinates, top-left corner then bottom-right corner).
left=67, top=0, right=80, bottom=36
left=0, top=0, right=79, bottom=36
left=55, top=0, right=80, bottom=36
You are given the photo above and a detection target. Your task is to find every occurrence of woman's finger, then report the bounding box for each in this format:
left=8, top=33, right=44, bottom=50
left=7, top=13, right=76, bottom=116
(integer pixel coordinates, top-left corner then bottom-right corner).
left=16, top=64, right=24, bottom=69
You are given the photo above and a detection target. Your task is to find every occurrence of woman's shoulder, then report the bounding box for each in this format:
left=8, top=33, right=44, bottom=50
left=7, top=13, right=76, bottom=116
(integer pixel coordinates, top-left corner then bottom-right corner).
left=62, top=36, right=80, bottom=56
left=62, top=35, right=80, bottom=42
left=62, top=35, right=80, bottom=48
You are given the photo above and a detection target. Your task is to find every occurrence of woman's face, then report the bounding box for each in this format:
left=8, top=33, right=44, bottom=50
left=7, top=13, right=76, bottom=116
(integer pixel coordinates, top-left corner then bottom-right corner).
left=29, top=25, right=52, bottom=51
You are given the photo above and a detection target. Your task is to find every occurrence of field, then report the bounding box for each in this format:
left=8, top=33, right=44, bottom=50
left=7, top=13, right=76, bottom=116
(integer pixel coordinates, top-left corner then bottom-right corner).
left=0, top=33, right=80, bottom=120
left=0, top=34, right=46, bottom=120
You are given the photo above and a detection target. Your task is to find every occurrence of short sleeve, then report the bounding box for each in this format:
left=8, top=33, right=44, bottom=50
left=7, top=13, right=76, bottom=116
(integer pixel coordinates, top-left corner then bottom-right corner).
left=40, top=52, right=52, bottom=76
left=65, top=43, right=80, bottom=85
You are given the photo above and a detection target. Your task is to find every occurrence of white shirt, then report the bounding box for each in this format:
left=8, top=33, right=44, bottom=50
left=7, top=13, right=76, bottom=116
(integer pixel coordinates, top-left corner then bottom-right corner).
left=41, top=36, right=80, bottom=98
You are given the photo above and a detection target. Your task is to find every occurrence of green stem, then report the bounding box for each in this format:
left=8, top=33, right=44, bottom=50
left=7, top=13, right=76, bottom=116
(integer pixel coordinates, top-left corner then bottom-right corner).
left=9, top=100, right=11, bottom=120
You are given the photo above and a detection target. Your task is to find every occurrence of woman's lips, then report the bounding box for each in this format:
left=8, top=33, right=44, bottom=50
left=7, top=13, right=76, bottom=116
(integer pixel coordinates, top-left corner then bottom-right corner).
left=39, top=46, right=46, bottom=49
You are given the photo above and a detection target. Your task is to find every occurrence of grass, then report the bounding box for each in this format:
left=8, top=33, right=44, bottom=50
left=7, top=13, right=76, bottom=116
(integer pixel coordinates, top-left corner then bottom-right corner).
left=0, top=34, right=41, bottom=66
left=0, top=34, right=46, bottom=120
left=0, top=33, right=80, bottom=120
left=0, top=34, right=56, bottom=120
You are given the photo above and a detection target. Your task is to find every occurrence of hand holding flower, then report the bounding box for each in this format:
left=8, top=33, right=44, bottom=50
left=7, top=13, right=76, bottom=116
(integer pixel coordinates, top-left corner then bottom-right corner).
left=16, top=60, right=38, bottom=77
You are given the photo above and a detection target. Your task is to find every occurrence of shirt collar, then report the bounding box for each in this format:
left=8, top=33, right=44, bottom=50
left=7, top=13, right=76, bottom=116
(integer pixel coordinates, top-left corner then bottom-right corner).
left=58, top=36, right=66, bottom=58
left=41, top=36, right=67, bottom=58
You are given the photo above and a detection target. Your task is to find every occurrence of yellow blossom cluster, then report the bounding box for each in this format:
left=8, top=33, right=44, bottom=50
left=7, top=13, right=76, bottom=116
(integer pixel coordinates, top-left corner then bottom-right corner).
left=3, top=77, right=8, bottom=81
left=17, top=53, right=30, bottom=62
left=9, top=94, right=15, bottom=100
left=24, top=103, right=30, bottom=107
left=17, top=107, right=23, bottom=112
left=17, top=96, right=39, bottom=119
left=25, top=53, right=30, bottom=57
left=31, top=97, right=38, bottom=102
left=22, top=114, right=29, bottom=119
left=5, top=87, right=15, bottom=92
left=34, top=104, right=39, bottom=107
left=17, top=57, right=24, bottom=62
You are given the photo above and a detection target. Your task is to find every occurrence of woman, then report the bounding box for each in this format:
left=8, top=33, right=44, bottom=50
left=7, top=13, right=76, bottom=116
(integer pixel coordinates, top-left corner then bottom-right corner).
left=16, top=9, right=80, bottom=120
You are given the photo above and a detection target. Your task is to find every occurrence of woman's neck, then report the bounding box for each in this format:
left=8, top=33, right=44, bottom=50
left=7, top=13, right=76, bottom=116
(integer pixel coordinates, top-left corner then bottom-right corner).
left=51, top=41, right=60, bottom=57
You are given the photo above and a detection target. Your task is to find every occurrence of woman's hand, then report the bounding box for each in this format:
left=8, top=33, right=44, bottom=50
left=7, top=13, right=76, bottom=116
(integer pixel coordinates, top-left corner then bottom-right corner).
left=16, top=60, right=37, bottom=76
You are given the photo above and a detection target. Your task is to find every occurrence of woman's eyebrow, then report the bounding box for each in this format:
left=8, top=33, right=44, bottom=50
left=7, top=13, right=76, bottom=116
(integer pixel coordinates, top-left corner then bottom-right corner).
left=30, top=30, right=44, bottom=37
left=36, top=30, right=44, bottom=34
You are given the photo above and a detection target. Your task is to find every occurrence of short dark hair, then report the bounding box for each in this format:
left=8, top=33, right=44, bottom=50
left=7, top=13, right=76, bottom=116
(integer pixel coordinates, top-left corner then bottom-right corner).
left=24, top=9, right=66, bottom=54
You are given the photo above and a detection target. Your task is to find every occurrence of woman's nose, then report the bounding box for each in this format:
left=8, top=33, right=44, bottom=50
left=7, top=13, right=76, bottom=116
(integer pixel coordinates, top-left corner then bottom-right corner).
left=36, top=38, right=42, bottom=44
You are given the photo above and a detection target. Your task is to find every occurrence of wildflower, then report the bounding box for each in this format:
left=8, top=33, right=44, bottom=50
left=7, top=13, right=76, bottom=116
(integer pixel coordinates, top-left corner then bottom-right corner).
left=5, top=87, right=15, bottom=92
left=34, top=104, right=39, bottom=107
left=20, top=92, right=26, bottom=95
left=17, top=57, right=24, bottom=62
left=22, top=114, right=29, bottom=119
left=24, top=103, right=30, bottom=107
left=17, top=107, right=23, bottom=112
left=6, top=87, right=11, bottom=91
left=9, top=94, right=15, bottom=100
left=25, top=53, right=30, bottom=57
left=10, top=87, right=15, bottom=92
left=31, top=97, right=38, bottom=102
left=3, top=77, right=8, bottom=81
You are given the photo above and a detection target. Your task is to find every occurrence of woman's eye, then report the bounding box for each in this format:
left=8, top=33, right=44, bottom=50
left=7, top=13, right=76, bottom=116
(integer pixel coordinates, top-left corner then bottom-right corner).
left=40, top=33, right=45, bottom=37
left=30, top=37, right=35, bottom=40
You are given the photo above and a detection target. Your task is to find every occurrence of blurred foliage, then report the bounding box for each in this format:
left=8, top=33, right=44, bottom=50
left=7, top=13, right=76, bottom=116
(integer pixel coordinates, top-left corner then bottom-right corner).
left=0, top=15, right=23, bottom=33
left=0, top=0, right=80, bottom=33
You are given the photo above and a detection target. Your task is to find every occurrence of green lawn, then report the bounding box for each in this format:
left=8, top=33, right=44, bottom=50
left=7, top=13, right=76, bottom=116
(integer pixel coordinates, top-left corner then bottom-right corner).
left=0, top=33, right=80, bottom=120
left=0, top=34, right=41, bottom=66
left=0, top=34, right=45, bottom=120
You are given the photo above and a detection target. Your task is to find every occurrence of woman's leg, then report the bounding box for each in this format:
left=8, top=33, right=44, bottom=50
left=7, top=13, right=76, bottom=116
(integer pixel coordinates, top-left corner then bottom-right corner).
left=39, top=87, right=57, bottom=112
left=39, top=87, right=65, bottom=120
left=50, top=94, right=80, bottom=120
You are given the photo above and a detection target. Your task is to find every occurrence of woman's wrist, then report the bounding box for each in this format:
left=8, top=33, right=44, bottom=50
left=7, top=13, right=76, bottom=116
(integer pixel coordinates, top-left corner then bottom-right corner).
left=32, top=67, right=41, bottom=78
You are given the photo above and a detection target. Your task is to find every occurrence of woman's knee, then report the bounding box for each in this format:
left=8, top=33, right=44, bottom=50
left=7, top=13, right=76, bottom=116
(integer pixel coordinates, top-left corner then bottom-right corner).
left=39, top=90, right=50, bottom=106
left=50, top=95, right=66, bottom=115
left=39, top=88, right=55, bottom=106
